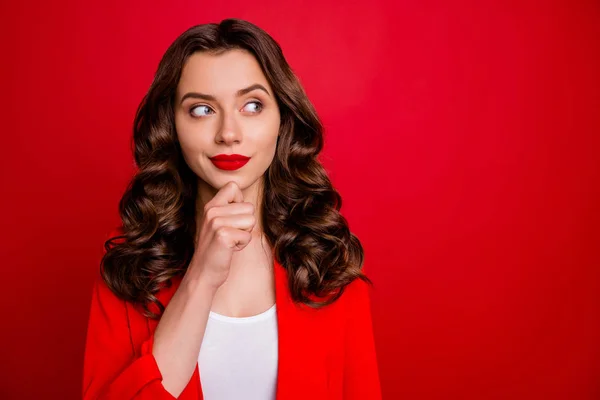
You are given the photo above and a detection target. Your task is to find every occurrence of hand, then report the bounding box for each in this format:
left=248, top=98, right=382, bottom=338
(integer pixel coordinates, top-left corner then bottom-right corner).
left=186, top=181, right=256, bottom=290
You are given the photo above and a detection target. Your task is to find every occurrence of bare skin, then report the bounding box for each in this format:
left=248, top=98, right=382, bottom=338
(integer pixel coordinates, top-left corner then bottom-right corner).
left=152, top=49, right=281, bottom=397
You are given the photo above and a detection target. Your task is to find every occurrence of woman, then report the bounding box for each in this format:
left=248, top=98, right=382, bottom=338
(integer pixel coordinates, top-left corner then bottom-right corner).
left=82, top=18, right=381, bottom=400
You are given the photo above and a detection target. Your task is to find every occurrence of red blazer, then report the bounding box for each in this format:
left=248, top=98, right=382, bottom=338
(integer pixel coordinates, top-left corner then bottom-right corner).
left=82, top=254, right=382, bottom=399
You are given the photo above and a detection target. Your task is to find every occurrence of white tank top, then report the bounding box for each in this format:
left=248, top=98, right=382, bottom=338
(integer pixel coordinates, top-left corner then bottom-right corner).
left=198, top=304, right=278, bottom=400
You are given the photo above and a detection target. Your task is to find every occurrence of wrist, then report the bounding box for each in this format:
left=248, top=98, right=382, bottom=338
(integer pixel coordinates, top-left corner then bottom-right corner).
left=181, top=271, right=219, bottom=298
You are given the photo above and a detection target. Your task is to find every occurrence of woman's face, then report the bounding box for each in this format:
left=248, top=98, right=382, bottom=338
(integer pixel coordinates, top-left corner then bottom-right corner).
left=174, top=49, right=281, bottom=195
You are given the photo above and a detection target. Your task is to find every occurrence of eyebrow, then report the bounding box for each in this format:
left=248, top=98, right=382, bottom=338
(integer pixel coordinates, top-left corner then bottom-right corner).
left=179, top=83, right=271, bottom=105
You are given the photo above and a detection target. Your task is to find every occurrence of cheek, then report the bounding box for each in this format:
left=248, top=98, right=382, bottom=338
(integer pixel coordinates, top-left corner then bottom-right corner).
left=176, top=120, right=210, bottom=154
left=179, top=134, right=207, bottom=154
left=259, top=111, right=280, bottom=142
left=175, top=126, right=212, bottom=175
left=254, top=123, right=279, bottom=165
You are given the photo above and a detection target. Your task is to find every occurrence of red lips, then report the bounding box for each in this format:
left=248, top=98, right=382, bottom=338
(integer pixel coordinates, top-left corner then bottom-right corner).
left=209, top=154, right=250, bottom=171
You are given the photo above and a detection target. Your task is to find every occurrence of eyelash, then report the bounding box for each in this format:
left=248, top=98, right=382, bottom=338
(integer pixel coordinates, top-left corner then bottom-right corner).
left=188, top=101, right=264, bottom=118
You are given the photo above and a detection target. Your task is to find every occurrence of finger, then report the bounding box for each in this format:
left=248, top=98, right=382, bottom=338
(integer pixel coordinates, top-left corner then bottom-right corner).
left=214, top=226, right=253, bottom=251
left=211, top=214, right=256, bottom=232
left=206, top=202, right=255, bottom=218
left=207, top=181, right=244, bottom=208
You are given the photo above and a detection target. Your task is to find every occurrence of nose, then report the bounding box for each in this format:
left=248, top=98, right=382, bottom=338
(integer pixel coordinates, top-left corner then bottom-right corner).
left=215, top=110, right=242, bottom=145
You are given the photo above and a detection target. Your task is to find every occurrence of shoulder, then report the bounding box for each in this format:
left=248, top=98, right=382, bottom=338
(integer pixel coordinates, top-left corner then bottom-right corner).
left=91, top=273, right=124, bottom=312
left=341, top=277, right=372, bottom=305
left=340, top=277, right=375, bottom=327
left=319, top=277, right=373, bottom=319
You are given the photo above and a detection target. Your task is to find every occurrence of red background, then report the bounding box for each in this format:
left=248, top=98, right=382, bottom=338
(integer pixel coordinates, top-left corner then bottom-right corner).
left=2, top=1, right=599, bottom=399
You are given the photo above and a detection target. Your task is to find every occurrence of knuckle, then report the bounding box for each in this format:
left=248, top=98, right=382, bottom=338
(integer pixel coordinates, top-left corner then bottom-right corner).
left=208, top=216, right=222, bottom=230
left=205, top=206, right=217, bottom=221
left=215, top=227, right=229, bottom=242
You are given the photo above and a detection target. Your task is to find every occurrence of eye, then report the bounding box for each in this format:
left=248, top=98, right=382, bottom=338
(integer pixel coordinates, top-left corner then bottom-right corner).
left=242, top=101, right=263, bottom=114
left=189, top=105, right=214, bottom=118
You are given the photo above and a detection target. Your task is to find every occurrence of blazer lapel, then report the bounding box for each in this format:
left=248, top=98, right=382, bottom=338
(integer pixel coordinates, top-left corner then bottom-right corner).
left=274, top=257, right=330, bottom=399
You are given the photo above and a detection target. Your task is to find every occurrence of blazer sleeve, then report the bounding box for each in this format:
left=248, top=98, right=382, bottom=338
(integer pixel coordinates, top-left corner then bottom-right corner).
left=343, top=278, right=383, bottom=399
left=82, top=274, right=177, bottom=399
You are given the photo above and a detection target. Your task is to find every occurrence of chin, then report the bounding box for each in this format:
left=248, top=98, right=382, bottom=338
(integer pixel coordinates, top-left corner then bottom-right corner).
left=203, top=174, right=249, bottom=190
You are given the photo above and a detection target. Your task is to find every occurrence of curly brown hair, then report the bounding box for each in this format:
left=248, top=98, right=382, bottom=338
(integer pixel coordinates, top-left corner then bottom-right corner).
left=100, top=18, right=371, bottom=319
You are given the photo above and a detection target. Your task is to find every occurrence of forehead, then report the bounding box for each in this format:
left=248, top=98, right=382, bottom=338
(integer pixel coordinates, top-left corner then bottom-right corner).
left=177, top=49, right=271, bottom=97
